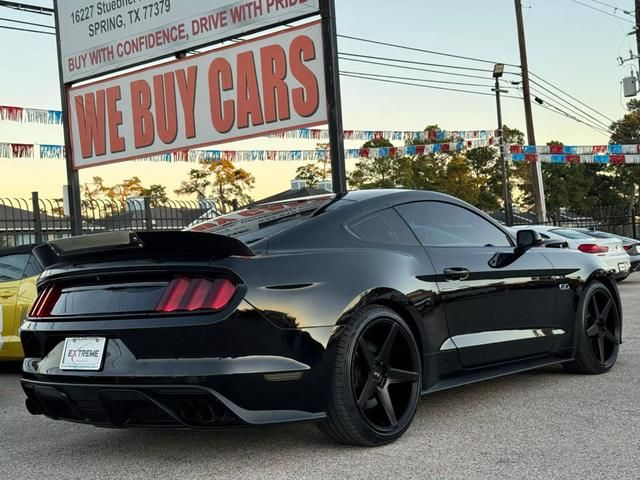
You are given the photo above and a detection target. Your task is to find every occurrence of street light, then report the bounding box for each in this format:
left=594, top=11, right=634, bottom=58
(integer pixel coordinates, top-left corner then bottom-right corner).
left=492, top=63, right=513, bottom=226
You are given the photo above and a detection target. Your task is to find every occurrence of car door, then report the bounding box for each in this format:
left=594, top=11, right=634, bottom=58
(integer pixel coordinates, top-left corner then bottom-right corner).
left=0, top=252, right=30, bottom=356
left=395, top=201, right=560, bottom=368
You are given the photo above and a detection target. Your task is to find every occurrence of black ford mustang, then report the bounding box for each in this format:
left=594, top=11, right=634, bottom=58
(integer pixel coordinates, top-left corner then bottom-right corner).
left=21, top=190, right=622, bottom=446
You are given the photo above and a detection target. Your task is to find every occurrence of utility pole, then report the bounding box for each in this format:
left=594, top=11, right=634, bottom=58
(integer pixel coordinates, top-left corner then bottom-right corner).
left=636, top=0, right=640, bottom=73
left=514, top=0, right=546, bottom=223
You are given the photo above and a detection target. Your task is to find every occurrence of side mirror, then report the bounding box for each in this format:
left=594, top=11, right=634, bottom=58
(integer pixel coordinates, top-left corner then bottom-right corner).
left=516, top=229, right=543, bottom=252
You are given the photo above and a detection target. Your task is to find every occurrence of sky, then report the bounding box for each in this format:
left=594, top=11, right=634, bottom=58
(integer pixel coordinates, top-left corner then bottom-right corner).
left=0, top=0, right=637, bottom=199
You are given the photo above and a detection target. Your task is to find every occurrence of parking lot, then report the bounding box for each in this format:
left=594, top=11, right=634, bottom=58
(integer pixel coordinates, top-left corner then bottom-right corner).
left=0, top=280, right=638, bottom=480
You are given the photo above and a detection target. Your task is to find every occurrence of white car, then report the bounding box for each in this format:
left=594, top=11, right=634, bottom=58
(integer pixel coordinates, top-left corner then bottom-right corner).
left=512, top=225, right=631, bottom=279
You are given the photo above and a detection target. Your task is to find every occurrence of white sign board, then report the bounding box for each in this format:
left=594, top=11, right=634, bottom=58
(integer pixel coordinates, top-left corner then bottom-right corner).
left=57, top=0, right=320, bottom=83
left=67, top=21, right=327, bottom=169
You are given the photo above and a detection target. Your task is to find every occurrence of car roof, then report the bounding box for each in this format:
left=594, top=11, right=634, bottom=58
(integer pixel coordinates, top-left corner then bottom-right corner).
left=188, top=189, right=473, bottom=235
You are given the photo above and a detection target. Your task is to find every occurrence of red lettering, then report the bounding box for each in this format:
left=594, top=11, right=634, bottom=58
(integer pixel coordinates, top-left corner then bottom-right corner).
left=290, top=35, right=319, bottom=118
left=176, top=66, right=198, bottom=139
left=74, top=91, right=107, bottom=159
left=153, top=72, right=178, bottom=144
left=106, top=86, right=125, bottom=153
left=208, top=58, right=235, bottom=134
left=130, top=79, right=155, bottom=148
left=236, top=51, right=264, bottom=129
left=260, top=45, right=290, bottom=123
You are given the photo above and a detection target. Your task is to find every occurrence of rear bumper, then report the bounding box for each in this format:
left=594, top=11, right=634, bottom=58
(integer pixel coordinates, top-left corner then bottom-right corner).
left=20, top=304, right=336, bottom=428
left=599, top=254, right=631, bottom=278
left=22, top=379, right=325, bottom=428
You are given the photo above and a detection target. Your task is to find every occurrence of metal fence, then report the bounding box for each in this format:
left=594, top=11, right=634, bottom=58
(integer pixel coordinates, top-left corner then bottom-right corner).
left=2, top=193, right=638, bottom=250
left=511, top=206, right=638, bottom=239
left=0, top=194, right=219, bottom=249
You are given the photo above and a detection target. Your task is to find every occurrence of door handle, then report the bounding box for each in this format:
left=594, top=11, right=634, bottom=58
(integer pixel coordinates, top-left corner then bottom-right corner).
left=0, top=290, right=14, bottom=299
left=443, top=267, right=470, bottom=281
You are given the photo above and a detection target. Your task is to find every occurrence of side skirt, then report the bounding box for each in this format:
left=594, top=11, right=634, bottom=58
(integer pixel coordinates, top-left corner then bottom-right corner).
left=421, top=356, right=573, bottom=396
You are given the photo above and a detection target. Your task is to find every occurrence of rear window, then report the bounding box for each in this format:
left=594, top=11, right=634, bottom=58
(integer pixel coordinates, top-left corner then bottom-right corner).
left=550, top=228, right=593, bottom=240
left=188, top=195, right=337, bottom=238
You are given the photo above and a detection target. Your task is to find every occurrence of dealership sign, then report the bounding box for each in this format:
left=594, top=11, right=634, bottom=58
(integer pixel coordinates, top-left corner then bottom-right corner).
left=57, top=0, right=320, bottom=83
left=67, top=21, right=326, bottom=169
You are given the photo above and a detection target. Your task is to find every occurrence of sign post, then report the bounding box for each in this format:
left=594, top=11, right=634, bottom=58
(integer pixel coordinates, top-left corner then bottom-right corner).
left=54, top=0, right=82, bottom=236
left=320, top=0, right=346, bottom=194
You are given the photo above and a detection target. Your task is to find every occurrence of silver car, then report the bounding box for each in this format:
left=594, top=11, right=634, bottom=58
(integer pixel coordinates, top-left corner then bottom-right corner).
left=512, top=226, right=631, bottom=280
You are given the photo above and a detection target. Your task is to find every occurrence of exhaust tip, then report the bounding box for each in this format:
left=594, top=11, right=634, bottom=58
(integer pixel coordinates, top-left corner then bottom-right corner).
left=25, top=398, right=43, bottom=415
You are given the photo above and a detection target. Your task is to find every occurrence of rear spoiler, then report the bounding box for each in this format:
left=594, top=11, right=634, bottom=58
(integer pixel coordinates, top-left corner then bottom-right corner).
left=33, top=231, right=254, bottom=269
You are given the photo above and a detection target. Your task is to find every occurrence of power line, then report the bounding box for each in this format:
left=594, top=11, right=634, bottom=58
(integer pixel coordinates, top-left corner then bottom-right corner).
left=529, top=71, right=616, bottom=123
left=532, top=91, right=612, bottom=135
left=338, top=56, right=502, bottom=81
left=337, top=33, right=520, bottom=68
left=538, top=101, right=612, bottom=136
left=534, top=100, right=612, bottom=136
left=341, top=72, right=522, bottom=99
left=0, top=16, right=53, bottom=28
left=0, top=0, right=53, bottom=15
left=0, top=23, right=53, bottom=35
left=582, top=0, right=633, bottom=15
left=529, top=79, right=613, bottom=131
left=341, top=70, right=495, bottom=89
left=339, top=51, right=512, bottom=74
left=568, top=0, right=635, bottom=23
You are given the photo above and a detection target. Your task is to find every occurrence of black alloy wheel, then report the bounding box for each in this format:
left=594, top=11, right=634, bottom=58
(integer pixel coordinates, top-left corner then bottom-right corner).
left=351, top=318, right=420, bottom=431
left=319, top=305, right=422, bottom=446
left=564, top=281, right=621, bottom=374
left=584, top=286, right=620, bottom=367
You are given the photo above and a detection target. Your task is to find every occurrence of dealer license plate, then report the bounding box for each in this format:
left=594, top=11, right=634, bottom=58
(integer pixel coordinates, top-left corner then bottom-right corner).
left=618, top=263, right=628, bottom=272
left=60, top=337, right=107, bottom=371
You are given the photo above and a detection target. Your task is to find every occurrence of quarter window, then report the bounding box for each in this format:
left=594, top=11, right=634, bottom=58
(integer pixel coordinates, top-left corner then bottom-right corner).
left=396, top=202, right=512, bottom=247
left=349, top=209, right=418, bottom=246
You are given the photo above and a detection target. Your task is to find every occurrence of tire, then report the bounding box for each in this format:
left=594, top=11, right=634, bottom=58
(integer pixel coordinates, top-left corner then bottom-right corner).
left=563, top=281, right=621, bottom=374
left=318, top=305, right=422, bottom=446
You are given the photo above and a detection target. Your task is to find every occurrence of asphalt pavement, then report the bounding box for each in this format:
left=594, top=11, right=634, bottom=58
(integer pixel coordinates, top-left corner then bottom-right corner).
left=2, top=279, right=640, bottom=479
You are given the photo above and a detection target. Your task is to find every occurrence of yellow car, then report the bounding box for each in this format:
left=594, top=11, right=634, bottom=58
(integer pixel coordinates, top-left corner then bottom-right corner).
left=0, top=244, right=42, bottom=361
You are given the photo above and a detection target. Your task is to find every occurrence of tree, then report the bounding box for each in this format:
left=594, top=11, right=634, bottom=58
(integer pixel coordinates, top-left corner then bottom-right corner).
left=609, top=99, right=640, bottom=208
left=81, top=176, right=168, bottom=206
left=348, top=137, right=398, bottom=189
left=139, top=184, right=169, bottom=205
left=81, top=176, right=108, bottom=202
left=174, top=169, right=211, bottom=200
left=348, top=155, right=401, bottom=189
left=348, top=138, right=486, bottom=207
left=363, top=138, right=393, bottom=149
left=295, top=157, right=332, bottom=188
left=175, top=159, right=255, bottom=213
left=610, top=99, right=640, bottom=144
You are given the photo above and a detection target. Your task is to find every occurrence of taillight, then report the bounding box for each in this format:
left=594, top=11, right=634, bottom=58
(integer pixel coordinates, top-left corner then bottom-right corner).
left=29, top=286, right=61, bottom=318
left=577, top=244, right=609, bottom=254
left=156, top=277, right=236, bottom=313
left=624, top=245, right=632, bottom=251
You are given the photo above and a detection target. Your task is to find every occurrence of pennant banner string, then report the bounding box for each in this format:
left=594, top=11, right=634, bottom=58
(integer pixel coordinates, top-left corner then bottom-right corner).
left=0, top=137, right=495, bottom=163
left=0, top=104, right=494, bottom=140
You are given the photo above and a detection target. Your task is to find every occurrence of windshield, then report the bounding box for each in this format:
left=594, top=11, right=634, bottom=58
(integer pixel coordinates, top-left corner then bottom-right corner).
left=550, top=228, right=593, bottom=240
